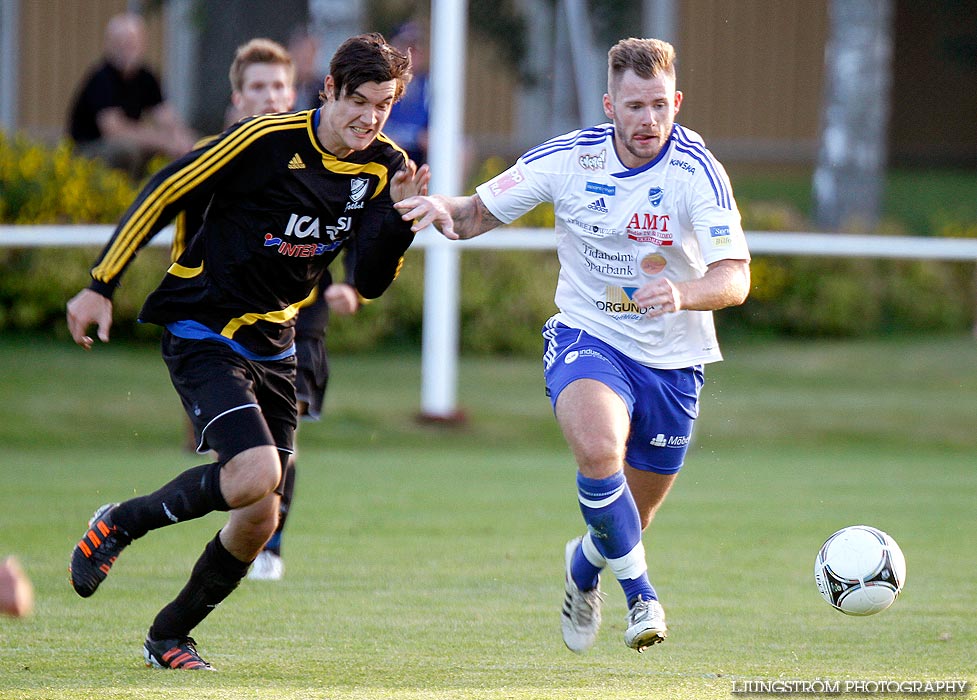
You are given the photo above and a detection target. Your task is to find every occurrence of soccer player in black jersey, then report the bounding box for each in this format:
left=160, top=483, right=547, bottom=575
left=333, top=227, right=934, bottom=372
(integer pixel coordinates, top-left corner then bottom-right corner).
left=172, top=38, right=362, bottom=582
left=65, top=33, right=429, bottom=671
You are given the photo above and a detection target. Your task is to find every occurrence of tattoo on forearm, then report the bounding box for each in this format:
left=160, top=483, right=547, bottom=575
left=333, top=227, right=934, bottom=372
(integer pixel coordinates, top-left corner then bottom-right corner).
left=455, top=195, right=502, bottom=238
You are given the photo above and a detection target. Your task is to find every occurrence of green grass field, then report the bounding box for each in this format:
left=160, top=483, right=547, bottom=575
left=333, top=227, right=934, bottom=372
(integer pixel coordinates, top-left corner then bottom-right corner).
left=1, top=335, right=975, bottom=699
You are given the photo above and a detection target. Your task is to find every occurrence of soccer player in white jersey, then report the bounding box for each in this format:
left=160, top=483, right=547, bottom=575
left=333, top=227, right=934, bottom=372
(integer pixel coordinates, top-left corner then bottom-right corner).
left=396, top=37, right=750, bottom=653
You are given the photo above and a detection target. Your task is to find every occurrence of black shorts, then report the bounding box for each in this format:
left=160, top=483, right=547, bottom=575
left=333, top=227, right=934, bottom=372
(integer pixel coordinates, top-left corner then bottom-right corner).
left=295, top=335, right=328, bottom=420
left=162, top=331, right=298, bottom=461
left=294, top=291, right=330, bottom=420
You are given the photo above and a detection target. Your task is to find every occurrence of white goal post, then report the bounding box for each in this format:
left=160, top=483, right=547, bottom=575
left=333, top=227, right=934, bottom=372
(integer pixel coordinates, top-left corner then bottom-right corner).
left=2, top=224, right=977, bottom=419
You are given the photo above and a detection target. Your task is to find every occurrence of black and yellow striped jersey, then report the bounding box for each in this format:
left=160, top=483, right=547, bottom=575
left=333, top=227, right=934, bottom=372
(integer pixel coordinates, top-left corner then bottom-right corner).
left=169, top=129, right=356, bottom=345
left=88, top=108, right=414, bottom=357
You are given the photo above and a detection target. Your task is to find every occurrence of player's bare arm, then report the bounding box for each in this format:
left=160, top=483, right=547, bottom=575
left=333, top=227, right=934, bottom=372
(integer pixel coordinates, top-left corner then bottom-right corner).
left=395, top=193, right=503, bottom=240
left=66, top=288, right=114, bottom=350
left=633, top=258, right=750, bottom=318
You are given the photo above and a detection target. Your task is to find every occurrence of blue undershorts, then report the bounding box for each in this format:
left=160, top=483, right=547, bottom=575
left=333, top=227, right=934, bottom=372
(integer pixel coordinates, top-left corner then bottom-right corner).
left=541, top=321, right=704, bottom=474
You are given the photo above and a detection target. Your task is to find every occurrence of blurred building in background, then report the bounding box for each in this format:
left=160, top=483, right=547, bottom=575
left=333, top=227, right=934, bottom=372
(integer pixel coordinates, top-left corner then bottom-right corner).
left=1, top=0, right=974, bottom=170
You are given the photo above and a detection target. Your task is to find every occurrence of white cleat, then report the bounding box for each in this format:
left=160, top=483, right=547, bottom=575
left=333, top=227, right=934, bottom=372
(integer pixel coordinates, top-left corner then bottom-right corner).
left=624, top=596, right=668, bottom=652
left=248, top=550, right=284, bottom=581
left=561, top=536, right=604, bottom=653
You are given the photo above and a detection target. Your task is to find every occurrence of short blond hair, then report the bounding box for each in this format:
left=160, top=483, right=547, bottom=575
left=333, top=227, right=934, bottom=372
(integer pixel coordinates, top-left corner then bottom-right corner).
left=607, top=38, right=676, bottom=92
left=229, top=38, right=294, bottom=93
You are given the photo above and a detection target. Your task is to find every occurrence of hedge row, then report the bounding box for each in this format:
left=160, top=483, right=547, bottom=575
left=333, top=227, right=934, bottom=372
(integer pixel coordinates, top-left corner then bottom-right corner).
left=1, top=133, right=974, bottom=351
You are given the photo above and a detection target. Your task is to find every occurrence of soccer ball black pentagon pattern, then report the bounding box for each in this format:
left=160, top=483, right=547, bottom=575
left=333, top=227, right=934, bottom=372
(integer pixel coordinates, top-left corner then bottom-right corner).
left=814, top=525, right=906, bottom=616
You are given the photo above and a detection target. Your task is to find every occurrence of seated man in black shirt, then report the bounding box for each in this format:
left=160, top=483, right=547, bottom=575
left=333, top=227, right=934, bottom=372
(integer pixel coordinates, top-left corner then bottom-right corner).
left=68, top=13, right=195, bottom=178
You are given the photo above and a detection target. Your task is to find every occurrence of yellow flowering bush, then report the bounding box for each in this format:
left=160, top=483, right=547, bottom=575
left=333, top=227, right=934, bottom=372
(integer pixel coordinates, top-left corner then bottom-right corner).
left=0, top=132, right=135, bottom=223
left=724, top=200, right=976, bottom=336
left=0, top=132, right=169, bottom=338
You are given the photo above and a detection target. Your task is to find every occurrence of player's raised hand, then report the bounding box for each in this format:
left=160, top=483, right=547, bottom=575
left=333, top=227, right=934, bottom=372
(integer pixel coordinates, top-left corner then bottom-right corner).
left=391, top=160, right=430, bottom=202
left=66, top=288, right=114, bottom=350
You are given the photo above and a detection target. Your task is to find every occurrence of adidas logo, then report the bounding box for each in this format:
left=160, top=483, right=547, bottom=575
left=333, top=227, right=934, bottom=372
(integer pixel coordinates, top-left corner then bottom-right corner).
left=587, top=197, right=609, bottom=213
left=288, top=153, right=305, bottom=170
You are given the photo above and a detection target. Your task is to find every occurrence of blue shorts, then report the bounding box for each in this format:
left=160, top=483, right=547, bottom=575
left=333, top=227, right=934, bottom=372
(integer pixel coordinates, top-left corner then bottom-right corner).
left=542, top=322, right=703, bottom=474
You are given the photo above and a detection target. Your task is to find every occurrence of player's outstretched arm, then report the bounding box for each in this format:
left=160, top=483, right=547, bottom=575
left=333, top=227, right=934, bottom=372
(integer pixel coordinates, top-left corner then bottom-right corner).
left=395, top=193, right=503, bottom=240
left=66, top=288, right=114, bottom=350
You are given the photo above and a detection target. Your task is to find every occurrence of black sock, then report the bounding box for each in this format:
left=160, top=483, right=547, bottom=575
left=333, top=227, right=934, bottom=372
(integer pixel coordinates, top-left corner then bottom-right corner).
left=112, top=462, right=229, bottom=540
left=149, top=531, right=250, bottom=641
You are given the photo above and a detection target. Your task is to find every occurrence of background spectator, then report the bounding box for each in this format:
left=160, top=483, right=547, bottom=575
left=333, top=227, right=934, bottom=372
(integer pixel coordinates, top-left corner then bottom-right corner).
left=67, top=12, right=196, bottom=179
left=288, top=26, right=325, bottom=111
left=384, top=21, right=429, bottom=165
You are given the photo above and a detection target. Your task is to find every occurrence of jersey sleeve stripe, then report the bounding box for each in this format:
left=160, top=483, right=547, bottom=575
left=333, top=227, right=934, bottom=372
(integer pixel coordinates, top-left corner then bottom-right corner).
left=102, top=114, right=302, bottom=273
left=95, top=113, right=306, bottom=279
left=171, top=211, right=188, bottom=262
left=673, top=125, right=729, bottom=206
left=170, top=134, right=221, bottom=261
left=672, top=143, right=730, bottom=209
left=672, top=125, right=733, bottom=210
left=522, top=126, right=613, bottom=164
left=93, top=113, right=308, bottom=282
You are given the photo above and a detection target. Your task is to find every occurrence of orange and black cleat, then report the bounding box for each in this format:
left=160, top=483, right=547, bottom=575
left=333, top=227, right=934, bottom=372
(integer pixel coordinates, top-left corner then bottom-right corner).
left=144, top=636, right=215, bottom=670
left=69, top=503, right=132, bottom=598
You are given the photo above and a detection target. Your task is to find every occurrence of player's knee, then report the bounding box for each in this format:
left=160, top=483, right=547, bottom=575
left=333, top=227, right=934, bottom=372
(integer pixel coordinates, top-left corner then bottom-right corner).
left=224, top=496, right=281, bottom=558
left=572, top=438, right=625, bottom=477
left=220, top=445, right=282, bottom=507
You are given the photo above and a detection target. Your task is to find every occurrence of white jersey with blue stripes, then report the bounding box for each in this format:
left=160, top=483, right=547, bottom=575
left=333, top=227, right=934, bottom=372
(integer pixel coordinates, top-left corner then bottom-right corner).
left=475, top=122, right=750, bottom=369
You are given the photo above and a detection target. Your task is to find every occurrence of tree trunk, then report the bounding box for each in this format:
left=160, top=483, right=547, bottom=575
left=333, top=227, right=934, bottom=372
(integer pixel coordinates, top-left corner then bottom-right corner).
left=813, top=0, right=895, bottom=232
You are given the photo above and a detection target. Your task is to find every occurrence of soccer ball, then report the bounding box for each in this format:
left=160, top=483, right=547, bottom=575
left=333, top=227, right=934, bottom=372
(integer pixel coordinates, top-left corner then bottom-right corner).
left=814, top=525, right=906, bottom=616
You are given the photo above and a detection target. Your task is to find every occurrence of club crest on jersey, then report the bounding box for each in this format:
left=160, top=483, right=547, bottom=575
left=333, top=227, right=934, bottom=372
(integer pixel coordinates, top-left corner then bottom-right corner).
left=648, top=187, right=664, bottom=207
left=578, top=150, right=606, bottom=171
left=345, top=177, right=370, bottom=211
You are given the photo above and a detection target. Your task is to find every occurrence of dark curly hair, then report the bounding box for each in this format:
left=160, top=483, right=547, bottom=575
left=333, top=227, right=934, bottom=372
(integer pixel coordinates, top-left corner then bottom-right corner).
left=320, top=32, right=413, bottom=104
